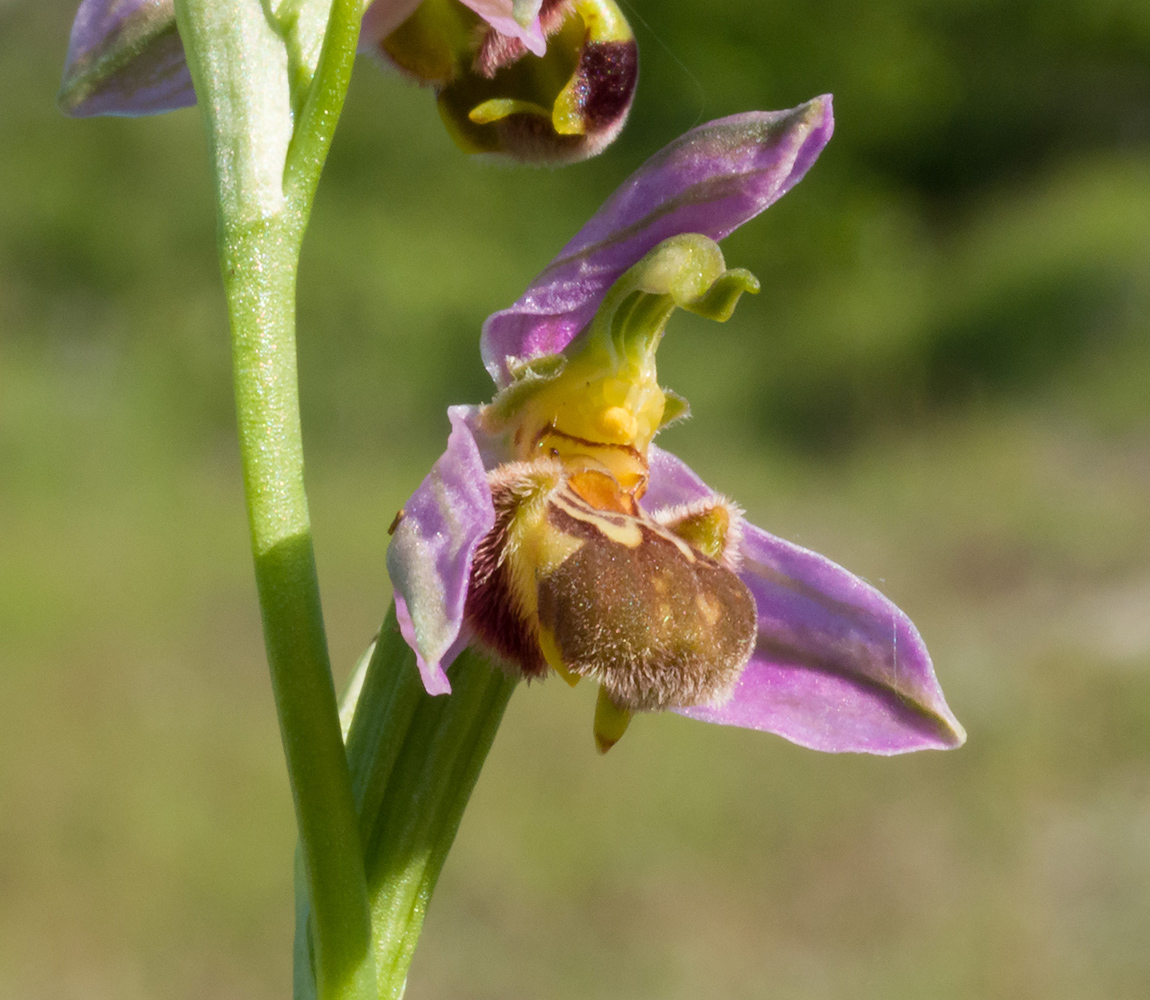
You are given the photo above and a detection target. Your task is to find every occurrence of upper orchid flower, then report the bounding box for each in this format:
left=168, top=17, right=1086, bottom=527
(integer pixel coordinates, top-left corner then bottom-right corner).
left=58, top=0, right=636, bottom=163
left=387, top=95, right=967, bottom=755
left=372, top=0, right=635, bottom=163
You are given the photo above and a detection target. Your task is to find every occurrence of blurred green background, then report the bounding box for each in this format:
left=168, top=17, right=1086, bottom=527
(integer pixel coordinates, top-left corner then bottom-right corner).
left=3, top=0, right=1150, bottom=996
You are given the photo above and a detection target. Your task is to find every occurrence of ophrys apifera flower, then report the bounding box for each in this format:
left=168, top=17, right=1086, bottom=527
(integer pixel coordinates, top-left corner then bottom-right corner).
left=388, top=97, right=966, bottom=754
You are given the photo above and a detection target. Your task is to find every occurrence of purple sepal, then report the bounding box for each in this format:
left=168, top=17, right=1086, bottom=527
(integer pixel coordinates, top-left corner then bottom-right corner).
left=645, top=446, right=966, bottom=754
left=680, top=658, right=962, bottom=755
left=59, top=0, right=195, bottom=117
left=386, top=406, right=496, bottom=695
left=395, top=594, right=473, bottom=695
left=481, top=97, right=834, bottom=386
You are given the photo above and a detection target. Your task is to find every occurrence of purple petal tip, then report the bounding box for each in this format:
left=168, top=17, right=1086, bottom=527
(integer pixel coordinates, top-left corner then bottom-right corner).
left=387, top=407, right=496, bottom=695
left=59, top=0, right=195, bottom=117
left=481, top=96, right=835, bottom=385
left=648, top=446, right=964, bottom=756
left=679, top=651, right=966, bottom=755
left=396, top=595, right=454, bottom=696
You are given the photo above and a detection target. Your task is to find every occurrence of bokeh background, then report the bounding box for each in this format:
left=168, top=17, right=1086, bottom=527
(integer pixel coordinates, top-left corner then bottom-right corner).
left=4, top=0, right=1150, bottom=996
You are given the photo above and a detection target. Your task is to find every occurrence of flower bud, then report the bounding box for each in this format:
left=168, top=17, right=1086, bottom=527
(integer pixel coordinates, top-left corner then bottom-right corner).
left=374, top=0, right=637, bottom=163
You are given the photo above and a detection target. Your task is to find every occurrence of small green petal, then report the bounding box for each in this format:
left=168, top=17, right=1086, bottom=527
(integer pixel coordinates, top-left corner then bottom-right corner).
left=469, top=96, right=554, bottom=124
left=658, top=389, right=690, bottom=429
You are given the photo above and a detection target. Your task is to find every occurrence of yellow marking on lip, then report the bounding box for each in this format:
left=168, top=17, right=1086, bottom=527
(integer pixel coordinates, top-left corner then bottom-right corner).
left=574, top=0, right=635, bottom=43
left=696, top=592, right=722, bottom=626
left=552, top=492, right=644, bottom=548
left=539, top=626, right=581, bottom=687
left=469, top=97, right=553, bottom=125
left=499, top=468, right=585, bottom=635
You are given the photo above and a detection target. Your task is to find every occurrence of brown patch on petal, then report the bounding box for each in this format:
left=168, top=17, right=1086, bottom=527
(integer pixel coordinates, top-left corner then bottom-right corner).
left=465, top=521, right=549, bottom=678
left=537, top=492, right=757, bottom=712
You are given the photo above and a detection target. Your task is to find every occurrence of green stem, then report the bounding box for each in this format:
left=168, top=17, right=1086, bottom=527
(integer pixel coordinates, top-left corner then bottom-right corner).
left=223, top=219, right=375, bottom=1000
left=173, top=1, right=375, bottom=997
left=299, top=609, right=517, bottom=998
left=284, top=0, right=362, bottom=211
left=366, top=646, right=516, bottom=998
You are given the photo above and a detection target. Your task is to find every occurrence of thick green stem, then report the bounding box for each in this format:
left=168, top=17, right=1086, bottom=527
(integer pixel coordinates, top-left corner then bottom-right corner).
left=364, top=645, right=517, bottom=998
left=298, top=610, right=518, bottom=998
left=173, top=2, right=514, bottom=996
left=222, top=219, right=376, bottom=1000
left=173, top=0, right=376, bottom=996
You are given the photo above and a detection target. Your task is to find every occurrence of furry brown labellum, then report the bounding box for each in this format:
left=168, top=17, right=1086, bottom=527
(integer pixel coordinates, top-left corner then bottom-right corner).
left=379, top=0, right=637, bottom=164
left=464, top=459, right=758, bottom=744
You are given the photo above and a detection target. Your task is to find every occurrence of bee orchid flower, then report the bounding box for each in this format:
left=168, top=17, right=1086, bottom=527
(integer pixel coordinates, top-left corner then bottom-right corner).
left=59, top=0, right=636, bottom=162
left=387, top=96, right=967, bottom=755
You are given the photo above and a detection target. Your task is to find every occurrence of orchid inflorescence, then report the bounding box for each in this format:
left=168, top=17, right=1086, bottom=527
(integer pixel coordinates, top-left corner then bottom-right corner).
left=59, top=1, right=964, bottom=992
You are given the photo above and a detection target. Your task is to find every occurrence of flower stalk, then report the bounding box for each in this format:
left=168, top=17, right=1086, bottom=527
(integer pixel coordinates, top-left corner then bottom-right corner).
left=172, top=1, right=375, bottom=998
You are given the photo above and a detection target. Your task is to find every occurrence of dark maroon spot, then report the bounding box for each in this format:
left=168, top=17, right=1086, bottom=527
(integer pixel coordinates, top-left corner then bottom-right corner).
left=576, top=40, right=637, bottom=131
